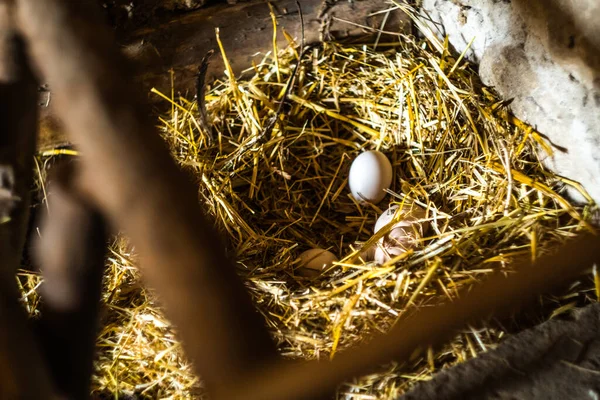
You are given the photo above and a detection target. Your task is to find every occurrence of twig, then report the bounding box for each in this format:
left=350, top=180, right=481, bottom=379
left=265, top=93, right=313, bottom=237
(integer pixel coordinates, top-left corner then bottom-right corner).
left=195, top=49, right=215, bottom=145
left=259, top=1, right=308, bottom=144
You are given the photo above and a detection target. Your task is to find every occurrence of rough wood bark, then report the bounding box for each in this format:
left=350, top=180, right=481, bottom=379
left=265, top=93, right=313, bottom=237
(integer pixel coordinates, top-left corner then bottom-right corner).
left=39, top=0, right=410, bottom=148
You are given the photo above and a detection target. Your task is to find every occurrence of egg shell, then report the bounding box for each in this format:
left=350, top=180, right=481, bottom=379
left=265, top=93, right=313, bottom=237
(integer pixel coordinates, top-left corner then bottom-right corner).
left=358, top=245, right=376, bottom=262
left=374, top=204, right=428, bottom=233
left=297, top=248, right=337, bottom=277
left=374, top=240, right=406, bottom=264
left=348, top=150, right=393, bottom=204
left=370, top=204, right=429, bottom=264
left=374, top=227, right=417, bottom=264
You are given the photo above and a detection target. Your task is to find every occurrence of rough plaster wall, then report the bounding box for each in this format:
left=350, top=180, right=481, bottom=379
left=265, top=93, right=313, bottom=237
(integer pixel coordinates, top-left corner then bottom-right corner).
left=421, top=0, right=600, bottom=204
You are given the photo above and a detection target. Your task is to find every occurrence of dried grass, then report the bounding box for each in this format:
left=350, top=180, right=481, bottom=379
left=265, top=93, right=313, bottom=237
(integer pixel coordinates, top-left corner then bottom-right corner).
left=20, top=3, right=598, bottom=399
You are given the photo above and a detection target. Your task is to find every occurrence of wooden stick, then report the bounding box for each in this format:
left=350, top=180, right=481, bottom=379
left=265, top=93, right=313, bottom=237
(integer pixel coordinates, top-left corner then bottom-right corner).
left=15, top=0, right=278, bottom=394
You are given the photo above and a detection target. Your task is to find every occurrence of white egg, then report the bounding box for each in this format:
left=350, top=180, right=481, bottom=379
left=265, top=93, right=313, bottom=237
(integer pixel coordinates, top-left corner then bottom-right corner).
left=297, top=248, right=338, bottom=277
left=348, top=150, right=393, bottom=204
left=370, top=204, right=429, bottom=264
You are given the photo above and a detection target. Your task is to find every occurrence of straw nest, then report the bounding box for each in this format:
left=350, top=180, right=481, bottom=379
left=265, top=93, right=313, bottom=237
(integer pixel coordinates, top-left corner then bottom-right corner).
left=21, top=4, right=599, bottom=399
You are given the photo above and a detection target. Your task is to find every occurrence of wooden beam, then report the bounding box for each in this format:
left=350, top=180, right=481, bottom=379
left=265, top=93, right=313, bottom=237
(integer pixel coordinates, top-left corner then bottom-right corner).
left=38, top=0, right=410, bottom=148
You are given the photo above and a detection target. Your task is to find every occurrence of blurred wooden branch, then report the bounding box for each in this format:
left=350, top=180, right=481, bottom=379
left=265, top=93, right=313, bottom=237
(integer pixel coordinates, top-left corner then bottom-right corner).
left=33, top=162, right=108, bottom=399
left=15, top=0, right=280, bottom=395
left=0, top=5, right=54, bottom=397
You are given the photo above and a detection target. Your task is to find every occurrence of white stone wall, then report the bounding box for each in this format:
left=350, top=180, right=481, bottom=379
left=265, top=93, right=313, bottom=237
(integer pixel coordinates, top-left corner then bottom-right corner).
left=421, top=0, right=600, bottom=204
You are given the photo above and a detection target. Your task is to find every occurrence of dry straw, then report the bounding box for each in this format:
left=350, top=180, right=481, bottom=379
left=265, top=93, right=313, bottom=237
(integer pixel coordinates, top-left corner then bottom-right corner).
left=20, top=3, right=598, bottom=399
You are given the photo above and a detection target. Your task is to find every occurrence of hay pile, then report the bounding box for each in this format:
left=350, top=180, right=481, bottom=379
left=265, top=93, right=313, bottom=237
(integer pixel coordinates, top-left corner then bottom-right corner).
left=21, top=5, right=597, bottom=399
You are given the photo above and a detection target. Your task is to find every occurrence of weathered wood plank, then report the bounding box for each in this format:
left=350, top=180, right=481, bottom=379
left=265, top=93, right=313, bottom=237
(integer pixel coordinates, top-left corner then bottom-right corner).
left=39, top=0, right=410, bottom=148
